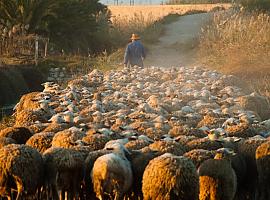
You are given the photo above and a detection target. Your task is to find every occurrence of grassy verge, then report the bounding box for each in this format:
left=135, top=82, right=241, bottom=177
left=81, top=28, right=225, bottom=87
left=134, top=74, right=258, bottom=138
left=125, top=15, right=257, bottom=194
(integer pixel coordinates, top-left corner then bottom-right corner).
left=198, top=9, right=270, bottom=98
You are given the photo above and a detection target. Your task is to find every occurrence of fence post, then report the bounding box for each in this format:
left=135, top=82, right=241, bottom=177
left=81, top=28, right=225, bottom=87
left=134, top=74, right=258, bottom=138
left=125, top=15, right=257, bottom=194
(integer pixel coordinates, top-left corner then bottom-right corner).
left=44, top=38, right=48, bottom=58
left=34, top=35, right=39, bottom=66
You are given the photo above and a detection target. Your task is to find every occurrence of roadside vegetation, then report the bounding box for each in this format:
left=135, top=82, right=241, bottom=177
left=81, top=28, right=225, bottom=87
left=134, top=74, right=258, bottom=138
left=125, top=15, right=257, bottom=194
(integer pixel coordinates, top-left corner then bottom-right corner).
left=198, top=0, right=270, bottom=98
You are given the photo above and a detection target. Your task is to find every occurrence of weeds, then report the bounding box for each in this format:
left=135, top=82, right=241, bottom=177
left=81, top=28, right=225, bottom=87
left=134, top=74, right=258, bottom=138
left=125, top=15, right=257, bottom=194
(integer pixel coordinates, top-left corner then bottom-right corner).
left=198, top=9, right=270, bottom=98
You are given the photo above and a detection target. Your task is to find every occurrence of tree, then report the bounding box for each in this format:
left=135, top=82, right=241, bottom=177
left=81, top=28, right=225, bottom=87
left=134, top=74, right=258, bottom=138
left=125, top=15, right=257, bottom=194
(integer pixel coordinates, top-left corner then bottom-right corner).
left=0, top=0, right=56, bottom=33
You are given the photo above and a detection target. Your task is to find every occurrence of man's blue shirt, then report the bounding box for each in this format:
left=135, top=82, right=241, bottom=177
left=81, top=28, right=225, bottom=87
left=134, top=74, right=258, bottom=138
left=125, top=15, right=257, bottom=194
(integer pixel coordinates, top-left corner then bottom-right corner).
left=124, top=40, right=146, bottom=67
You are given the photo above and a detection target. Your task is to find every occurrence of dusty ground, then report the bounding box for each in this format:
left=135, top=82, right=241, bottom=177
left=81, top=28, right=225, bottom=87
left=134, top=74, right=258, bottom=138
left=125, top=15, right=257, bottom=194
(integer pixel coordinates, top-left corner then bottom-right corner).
left=144, top=12, right=212, bottom=67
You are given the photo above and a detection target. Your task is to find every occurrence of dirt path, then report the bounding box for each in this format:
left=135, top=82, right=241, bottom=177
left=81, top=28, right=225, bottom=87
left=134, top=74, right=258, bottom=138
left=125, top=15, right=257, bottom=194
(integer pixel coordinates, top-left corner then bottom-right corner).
left=144, top=12, right=212, bottom=68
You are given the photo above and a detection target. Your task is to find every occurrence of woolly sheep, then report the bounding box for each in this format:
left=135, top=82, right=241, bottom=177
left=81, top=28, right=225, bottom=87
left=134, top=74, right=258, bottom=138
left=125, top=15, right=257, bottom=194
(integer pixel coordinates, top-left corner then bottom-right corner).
left=0, top=126, right=33, bottom=144
left=198, top=148, right=237, bottom=200
left=255, top=141, right=270, bottom=200
left=91, top=143, right=133, bottom=200
left=84, top=149, right=113, bottom=199
left=186, top=137, right=223, bottom=151
left=184, top=149, right=215, bottom=168
left=82, top=133, right=111, bottom=151
left=127, top=146, right=159, bottom=199
left=148, top=140, right=187, bottom=156
left=142, top=153, right=199, bottom=200
left=236, top=136, right=267, bottom=199
left=0, top=136, right=17, bottom=149
left=51, top=128, right=86, bottom=148
left=43, top=147, right=85, bottom=200
left=26, top=132, right=55, bottom=153
left=226, top=123, right=256, bottom=138
left=0, top=144, right=44, bottom=200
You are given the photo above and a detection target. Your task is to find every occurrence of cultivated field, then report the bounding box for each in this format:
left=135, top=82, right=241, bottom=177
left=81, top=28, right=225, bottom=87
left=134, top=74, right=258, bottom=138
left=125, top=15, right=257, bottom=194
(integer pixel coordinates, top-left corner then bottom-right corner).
left=109, top=4, right=231, bottom=22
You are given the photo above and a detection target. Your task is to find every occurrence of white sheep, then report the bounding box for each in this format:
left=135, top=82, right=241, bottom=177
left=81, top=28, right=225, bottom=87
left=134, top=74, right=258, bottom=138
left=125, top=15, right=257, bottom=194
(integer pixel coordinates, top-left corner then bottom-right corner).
left=91, top=142, right=133, bottom=200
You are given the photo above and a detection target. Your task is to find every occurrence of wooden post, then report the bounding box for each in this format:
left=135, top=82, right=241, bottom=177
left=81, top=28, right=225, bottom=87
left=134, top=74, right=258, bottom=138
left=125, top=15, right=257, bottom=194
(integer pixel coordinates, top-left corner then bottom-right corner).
left=34, top=35, right=39, bottom=66
left=44, top=38, right=48, bottom=58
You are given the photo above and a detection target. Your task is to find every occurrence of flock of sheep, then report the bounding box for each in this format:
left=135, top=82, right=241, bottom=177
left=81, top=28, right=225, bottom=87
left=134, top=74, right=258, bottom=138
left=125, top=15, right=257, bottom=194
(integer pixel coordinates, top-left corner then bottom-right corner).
left=0, top=66, right=270, bottom=200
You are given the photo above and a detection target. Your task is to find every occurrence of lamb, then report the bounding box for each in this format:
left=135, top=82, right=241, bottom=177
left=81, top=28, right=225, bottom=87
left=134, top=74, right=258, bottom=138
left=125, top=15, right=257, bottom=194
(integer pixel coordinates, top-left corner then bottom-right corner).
left=255, top=141, right=270, bottom=200
left=26, top=132, right=55, bottom=153
left=43, top=147, right=85, bottom=200
left=142, top=153, right=199, bottom=200
left=198, top=148, right=237, bottom=200
left=0, top=144, right=44, bottom=200
left=91, top=143, right=133, bottom=200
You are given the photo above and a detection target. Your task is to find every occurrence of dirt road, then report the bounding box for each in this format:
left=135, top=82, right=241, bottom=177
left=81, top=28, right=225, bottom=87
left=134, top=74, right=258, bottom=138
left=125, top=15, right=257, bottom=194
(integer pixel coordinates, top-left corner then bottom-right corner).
left=144, top=12, right=212, bottom=67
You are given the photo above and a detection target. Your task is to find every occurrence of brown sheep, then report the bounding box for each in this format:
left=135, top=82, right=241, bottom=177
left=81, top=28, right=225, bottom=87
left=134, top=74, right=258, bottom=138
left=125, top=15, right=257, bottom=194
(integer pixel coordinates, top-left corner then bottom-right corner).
left=0, top=144, right=44, bottom=200
left=0, top=126, right=33, bottom=144
left=198, top=148, right=237, bottom=200
left=26, top=132, right=55, bottom=153
left=142, top=153, right=199, bottom=200
left=255, top=141, right=270, bottom=200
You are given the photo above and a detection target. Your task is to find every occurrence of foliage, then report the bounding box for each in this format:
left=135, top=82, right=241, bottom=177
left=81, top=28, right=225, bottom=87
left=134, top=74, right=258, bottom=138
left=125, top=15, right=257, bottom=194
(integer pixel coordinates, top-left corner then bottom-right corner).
left=235, top=0, right=270, bottom=11
left=0, top=0, right=112, bottom=54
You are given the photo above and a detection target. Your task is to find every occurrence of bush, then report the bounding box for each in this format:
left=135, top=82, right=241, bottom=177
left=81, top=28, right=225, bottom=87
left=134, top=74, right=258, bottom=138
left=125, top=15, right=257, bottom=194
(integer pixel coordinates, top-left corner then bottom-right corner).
left=236, top=0, right=270, bottom=11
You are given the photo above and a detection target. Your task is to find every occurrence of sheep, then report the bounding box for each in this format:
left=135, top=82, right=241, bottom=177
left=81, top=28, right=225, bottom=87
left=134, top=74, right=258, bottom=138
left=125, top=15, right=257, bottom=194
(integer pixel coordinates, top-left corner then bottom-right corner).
left=84, top=149, right=113, bottom=199
left=186, top=137, right=223, bottom=151
left=127, top=146, right=159, bottom=199
left=43, top=147, right=85, bottom=200
left=124, top=138, right=151, bottom=150
left=0, top=136, right=17, bottom=149
left=0, top=144, right=44, bottom=200
left=236, top=136, right=267, bottom=199
left=142, top=153, right=199, bottom=200
left=82, top=133, right=111, bottom=151
left=255, top=141, right=270, bottom=200
left=183, top=149, right=215, bottom=168
left=0, top=126, right=33, bottom=144
left=26, top=132, right=55, bottom=153
left=51, top=128, right=86, bottom=148
left=225, top=123, right=256, bottom=138
left=198, top=148, right=237, bottom=200
left=91, top=143, right=133, bottom=200
left=148, top=140, right=187, bottom=156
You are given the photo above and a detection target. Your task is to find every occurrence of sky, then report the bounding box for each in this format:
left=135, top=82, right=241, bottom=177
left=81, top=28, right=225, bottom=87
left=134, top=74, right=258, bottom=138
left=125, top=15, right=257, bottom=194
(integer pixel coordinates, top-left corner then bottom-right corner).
left=100, top=0, right=164, bottom=5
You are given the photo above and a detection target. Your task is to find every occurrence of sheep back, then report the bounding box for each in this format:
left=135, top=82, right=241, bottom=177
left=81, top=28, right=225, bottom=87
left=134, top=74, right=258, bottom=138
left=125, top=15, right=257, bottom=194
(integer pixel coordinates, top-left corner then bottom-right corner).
left=198, top=159, right=237, bottom=200
left=142, top=154, right=199, bottom=200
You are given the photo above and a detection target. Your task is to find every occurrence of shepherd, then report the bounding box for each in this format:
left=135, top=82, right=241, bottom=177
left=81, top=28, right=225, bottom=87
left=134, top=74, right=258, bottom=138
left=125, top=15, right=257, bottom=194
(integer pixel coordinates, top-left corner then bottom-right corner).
left=124, top=33, right=146, bottom=68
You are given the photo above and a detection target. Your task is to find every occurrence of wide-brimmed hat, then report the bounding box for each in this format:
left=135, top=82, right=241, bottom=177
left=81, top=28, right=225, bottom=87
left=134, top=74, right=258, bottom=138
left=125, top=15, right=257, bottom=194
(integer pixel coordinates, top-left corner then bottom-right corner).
left=130, top=33, right=140, bottom=40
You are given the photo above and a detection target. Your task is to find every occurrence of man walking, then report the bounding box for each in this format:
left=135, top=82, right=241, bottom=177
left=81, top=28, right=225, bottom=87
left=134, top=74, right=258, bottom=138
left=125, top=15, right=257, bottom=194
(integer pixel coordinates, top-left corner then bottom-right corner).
left=124, top=33, right=146, bottom=68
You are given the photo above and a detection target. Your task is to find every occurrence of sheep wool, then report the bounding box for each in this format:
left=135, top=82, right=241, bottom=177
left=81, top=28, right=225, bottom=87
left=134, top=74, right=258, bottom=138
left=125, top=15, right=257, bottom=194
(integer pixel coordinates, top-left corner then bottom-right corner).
left=198, top=149, right=237, bottom=200
left=142, top=153, right=199, bottom=200
left=0, top=144, right=44, bottom=200
left=91, top=143, right=133, bottom=200
left=255, top=141, right=270, bottom=200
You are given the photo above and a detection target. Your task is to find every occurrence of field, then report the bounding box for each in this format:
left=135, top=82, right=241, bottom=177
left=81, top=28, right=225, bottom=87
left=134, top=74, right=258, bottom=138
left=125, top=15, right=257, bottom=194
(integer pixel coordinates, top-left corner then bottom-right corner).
left=109, top=4, right=231, bottom=22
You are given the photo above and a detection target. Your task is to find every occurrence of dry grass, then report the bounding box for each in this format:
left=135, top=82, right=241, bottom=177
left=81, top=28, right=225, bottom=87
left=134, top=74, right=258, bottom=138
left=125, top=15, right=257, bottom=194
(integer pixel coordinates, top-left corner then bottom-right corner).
left=198, top=9, right=270, bottom=98
left=109, top=4, right=231, bottom=22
